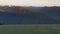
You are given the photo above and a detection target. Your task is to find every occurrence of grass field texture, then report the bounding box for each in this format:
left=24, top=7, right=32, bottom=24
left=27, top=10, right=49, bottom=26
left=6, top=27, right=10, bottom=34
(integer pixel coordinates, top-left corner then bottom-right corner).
left=0, top=24, right=60, bottom=34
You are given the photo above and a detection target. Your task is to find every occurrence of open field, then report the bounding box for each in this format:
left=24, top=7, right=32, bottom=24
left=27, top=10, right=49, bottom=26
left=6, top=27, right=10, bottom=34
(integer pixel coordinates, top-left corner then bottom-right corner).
left=0, top=24, right=60, bottom=34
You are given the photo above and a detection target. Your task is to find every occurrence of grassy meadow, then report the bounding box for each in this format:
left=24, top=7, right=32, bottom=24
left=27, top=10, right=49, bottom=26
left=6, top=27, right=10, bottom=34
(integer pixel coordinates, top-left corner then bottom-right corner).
left=0, top=24, right=60, bottom=34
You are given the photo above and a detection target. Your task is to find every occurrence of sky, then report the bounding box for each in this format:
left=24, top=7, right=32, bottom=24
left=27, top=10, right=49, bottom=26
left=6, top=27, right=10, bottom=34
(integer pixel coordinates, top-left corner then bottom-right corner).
left=0, top=0, right=60, bottom=6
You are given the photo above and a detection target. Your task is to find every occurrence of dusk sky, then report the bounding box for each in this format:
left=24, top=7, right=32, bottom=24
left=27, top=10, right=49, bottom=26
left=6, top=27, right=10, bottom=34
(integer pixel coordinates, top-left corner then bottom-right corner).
left=0, top=0, right=60, bottom=6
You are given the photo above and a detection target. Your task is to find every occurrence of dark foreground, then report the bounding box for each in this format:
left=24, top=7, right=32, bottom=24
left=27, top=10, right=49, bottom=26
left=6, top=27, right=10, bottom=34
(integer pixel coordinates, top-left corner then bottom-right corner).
left=0, top=24, right=60, bottom=34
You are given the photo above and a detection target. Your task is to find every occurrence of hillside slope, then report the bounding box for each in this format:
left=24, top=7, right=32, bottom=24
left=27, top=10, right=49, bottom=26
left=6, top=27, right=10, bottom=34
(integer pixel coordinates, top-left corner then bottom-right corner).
left=0, top=7, right=60, bottom=24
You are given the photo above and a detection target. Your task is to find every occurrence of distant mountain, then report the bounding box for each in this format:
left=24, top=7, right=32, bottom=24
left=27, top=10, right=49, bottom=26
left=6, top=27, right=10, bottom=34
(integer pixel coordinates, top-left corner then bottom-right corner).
left=25, top=7, right=60, bottom=21
left=0, top=7, right=60, bottom=24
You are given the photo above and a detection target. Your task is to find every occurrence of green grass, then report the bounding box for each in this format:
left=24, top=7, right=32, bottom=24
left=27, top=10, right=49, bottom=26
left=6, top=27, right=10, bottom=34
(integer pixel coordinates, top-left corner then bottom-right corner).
left=0, top=24, right=60, bottom=34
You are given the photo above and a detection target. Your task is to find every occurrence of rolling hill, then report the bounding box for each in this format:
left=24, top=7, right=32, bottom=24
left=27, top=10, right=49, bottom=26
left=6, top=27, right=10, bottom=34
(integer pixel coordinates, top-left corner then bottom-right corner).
left=0, top=7, right=60, bottom=24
